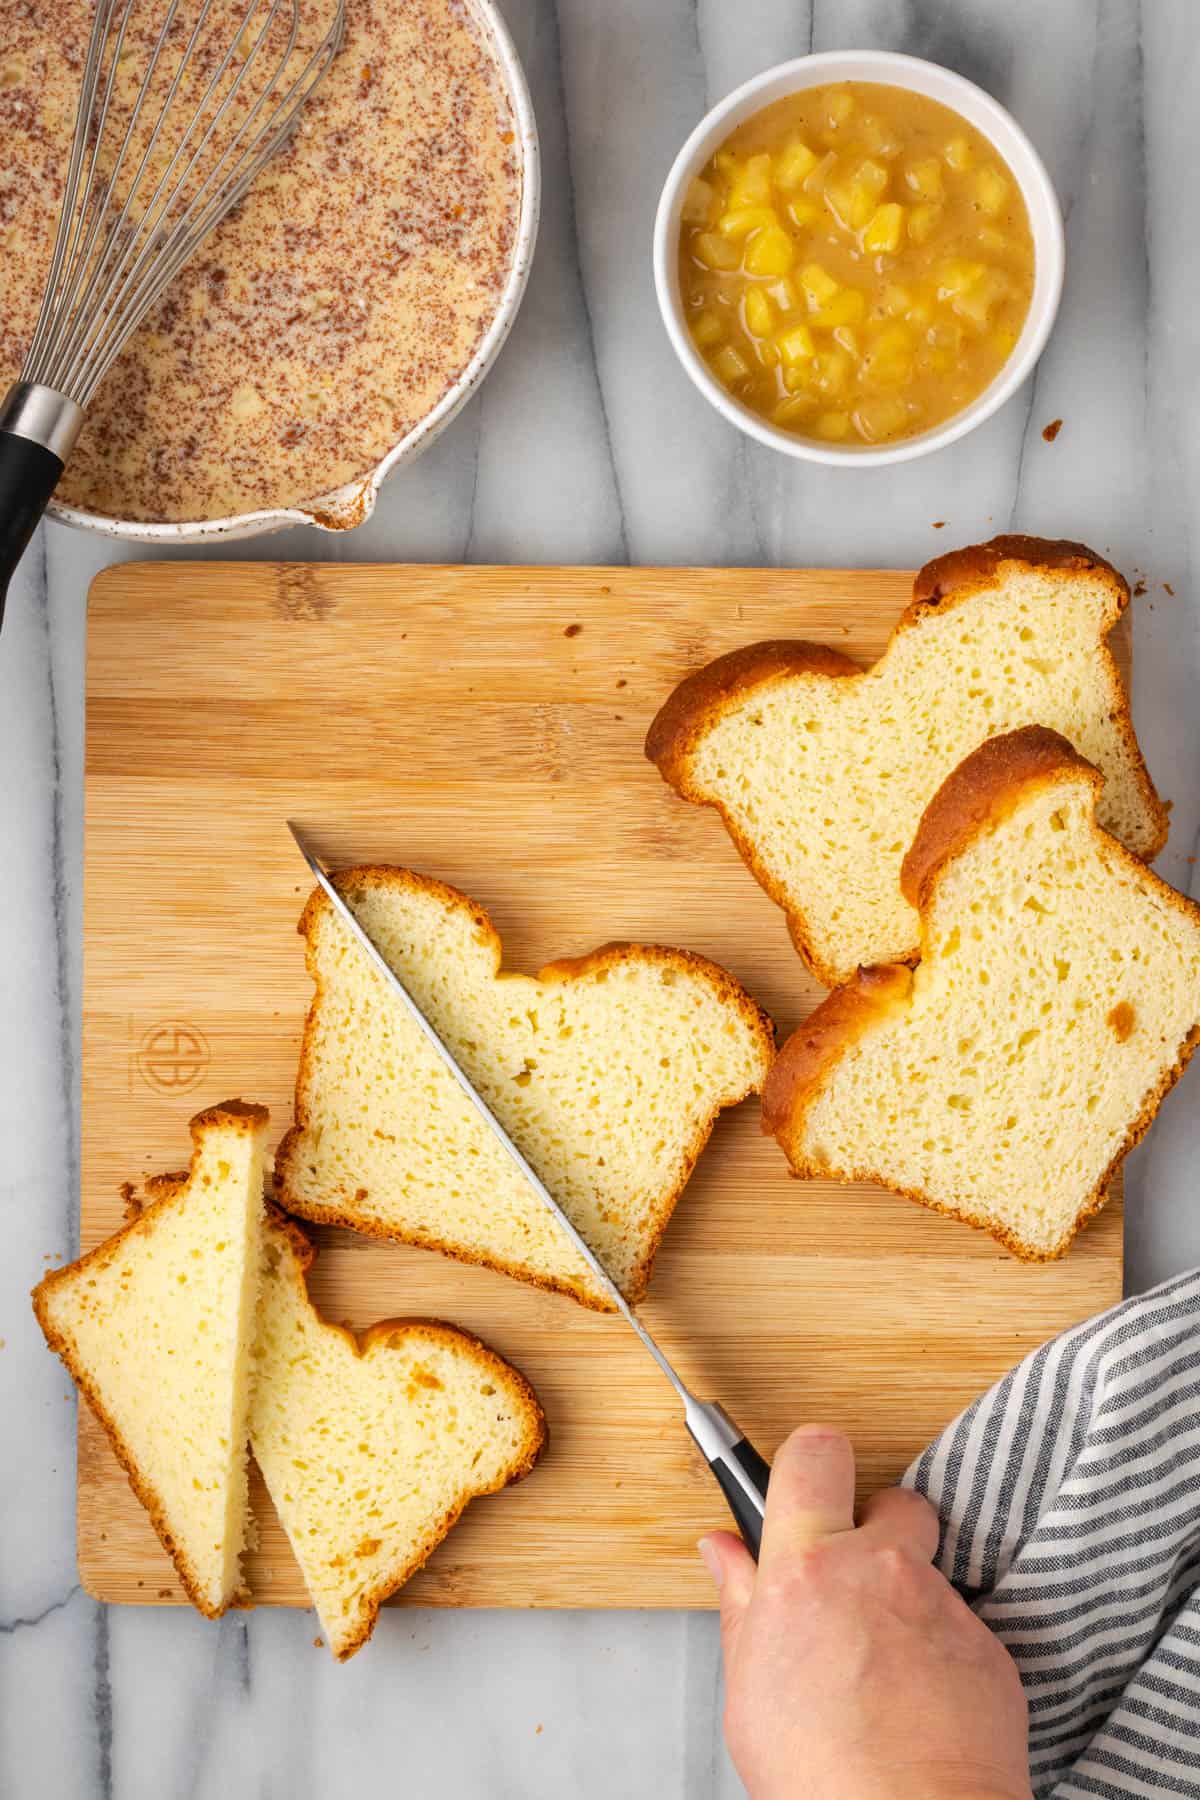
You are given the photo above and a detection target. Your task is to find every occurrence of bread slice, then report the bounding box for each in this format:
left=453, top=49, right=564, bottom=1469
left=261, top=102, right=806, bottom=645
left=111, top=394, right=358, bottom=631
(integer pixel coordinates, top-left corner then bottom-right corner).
left=274, top=867, right=774, bottom=1309
left=762, top=728, right=1200, bottom=1258
left=32, top=1100, right=269, bottom=1616
left=647, top=536, right=1167, bottom=987
left=250, top=1210, right=546, bottom=1660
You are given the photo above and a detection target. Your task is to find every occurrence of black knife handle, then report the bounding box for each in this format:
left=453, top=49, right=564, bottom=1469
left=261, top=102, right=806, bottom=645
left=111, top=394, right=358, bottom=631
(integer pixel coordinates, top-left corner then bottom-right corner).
left=0, top=428, right=64, bottom=633
left=686, top=1398, right=771, bottom=1560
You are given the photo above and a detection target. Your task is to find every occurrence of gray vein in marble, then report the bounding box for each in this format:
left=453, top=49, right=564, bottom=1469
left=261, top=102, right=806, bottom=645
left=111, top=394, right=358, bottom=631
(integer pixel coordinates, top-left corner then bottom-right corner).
left=0, top=1583, right=80, bottom=1636
left=94, top=1604, right=113, bottom=1798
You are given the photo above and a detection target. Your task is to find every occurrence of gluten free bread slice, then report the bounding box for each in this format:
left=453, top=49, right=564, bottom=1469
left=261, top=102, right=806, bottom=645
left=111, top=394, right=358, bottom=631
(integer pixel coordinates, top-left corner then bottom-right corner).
left=274, top=867, right=774, bottom=1308
left=763, top=729, right=1200, bottom=1258
left=251, top=1210, right=545, bottom=1660
left=647, top=536, right=1166, bottom=986
left=32, top=1100, right=269, bottom=1616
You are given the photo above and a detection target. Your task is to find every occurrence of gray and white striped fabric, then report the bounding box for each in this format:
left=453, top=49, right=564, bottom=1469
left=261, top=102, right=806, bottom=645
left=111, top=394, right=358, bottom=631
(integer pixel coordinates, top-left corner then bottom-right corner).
left=905, top=1266, right=1200, bottom=1798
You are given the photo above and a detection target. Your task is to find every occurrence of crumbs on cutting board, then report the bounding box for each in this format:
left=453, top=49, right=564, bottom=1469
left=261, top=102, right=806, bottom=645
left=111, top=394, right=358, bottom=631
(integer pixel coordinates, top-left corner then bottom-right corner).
left=1042, top=418, right=1063, bottom=442
left=564, top=623, right=583, bottom=638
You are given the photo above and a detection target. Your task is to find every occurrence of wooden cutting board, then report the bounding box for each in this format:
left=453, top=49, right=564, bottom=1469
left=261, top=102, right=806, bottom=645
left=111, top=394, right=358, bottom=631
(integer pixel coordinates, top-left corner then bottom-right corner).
left=79, top=562, right=1125, bottom=1611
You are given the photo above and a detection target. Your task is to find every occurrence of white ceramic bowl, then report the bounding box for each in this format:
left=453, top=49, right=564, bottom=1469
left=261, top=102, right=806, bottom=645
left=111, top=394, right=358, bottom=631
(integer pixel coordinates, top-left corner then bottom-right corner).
left=653, top=49, right=1064, bottom=467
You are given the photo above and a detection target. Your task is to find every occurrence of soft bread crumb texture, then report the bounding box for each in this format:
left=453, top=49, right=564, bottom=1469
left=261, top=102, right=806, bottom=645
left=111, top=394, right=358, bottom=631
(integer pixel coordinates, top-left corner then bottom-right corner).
left=651, top=545, right=1165, bottom=985
left=32, top=1102, right=268, bottom=1616
left=250, top=1216, right=545, bottom=1660
left=770, top=746, right=1200, bottom=1257
left=275, top=870, right=774, bottom=1308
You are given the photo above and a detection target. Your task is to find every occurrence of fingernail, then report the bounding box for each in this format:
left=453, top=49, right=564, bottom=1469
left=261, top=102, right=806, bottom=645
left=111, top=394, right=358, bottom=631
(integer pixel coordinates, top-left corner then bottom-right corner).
left=697, top=1536, right=724, bottom=1588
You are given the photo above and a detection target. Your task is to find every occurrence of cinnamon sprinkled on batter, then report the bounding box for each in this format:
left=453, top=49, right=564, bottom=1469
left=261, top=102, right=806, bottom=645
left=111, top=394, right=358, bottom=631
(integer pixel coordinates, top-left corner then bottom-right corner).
left=0, top=0, right=520, bottom=523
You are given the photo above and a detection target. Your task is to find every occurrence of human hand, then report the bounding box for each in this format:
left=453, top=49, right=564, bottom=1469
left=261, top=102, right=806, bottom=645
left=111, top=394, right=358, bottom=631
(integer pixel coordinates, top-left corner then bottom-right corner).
left=700, top=1425, right=1031, bottom=1800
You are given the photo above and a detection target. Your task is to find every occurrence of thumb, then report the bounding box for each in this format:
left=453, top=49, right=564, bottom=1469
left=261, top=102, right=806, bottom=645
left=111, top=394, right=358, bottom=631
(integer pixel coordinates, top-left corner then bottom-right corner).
left=699, top=1531, right=756, bottom=1666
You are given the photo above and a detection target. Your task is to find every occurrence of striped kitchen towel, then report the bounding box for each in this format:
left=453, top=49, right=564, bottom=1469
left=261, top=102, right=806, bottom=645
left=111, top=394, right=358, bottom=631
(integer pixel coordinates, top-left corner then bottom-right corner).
left=905, top=1266, right=1200, bottom=1798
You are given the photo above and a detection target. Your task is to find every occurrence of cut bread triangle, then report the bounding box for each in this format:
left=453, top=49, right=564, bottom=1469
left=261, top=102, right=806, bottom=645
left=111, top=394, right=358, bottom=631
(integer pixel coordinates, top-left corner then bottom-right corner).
left=647, top=536, right=1167, bottom=986
left=274, top=866, right=774, bottom=1308
left=763, top=728, right=1200, bottom=1258
left=32, top=1100, right=269, bottom=1616
left=250, top=1210, right=546, bottom=1660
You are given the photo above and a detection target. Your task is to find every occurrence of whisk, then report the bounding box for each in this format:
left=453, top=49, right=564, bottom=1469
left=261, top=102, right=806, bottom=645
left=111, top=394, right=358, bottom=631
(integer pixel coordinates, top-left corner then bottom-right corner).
left=0, top=0, right=344, bottom=627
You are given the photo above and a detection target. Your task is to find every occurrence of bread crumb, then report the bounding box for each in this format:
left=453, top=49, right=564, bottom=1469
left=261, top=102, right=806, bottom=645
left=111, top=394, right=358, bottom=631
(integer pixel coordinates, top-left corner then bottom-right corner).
left=1165, top=582, right=1175, bottom=596
left=931, top=520, right=946, bottom=529
left=313, top=1636, right=324, bottom=1649
left=564, top=623, right=583, bottom=638
left=616, top=678, right=627, bottom=689
left=535, top=1724, right=543, bottom=1735
left=1133, top=580, right=1147, bottom=597
left=158, top=1588, right=173, bottom=1599
left=1042, top=418, right=1063, bottom=442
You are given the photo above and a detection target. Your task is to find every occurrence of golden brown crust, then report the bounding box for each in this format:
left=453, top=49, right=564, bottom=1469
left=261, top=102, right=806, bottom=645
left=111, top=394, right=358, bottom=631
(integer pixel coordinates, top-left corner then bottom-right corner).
left=274, top=867, right=774, bottom=1310
left=644, top=639, right=861, bottom=786
left=900, top=726, right=1100, bottom=911
left=644, top=539, right=1167, bottom=981
left=32, top=1099, right=269, bottom=1618
left=763, top=727, right=1200, bottom=1259
left=259, top=1213, right=547, bottom=1661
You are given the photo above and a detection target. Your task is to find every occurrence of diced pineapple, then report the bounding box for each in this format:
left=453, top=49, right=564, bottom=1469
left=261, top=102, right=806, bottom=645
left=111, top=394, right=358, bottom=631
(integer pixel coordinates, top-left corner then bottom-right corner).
left=944, top=134, right=974, bottom=172
left=908, top=203, right=941, bottom=245
left=863, top=322, right=914, bottom=387
left=832, top=325, right=862, bottom=359
left=744, top=224, right=795, bottom=276
left=785, top=198, right=821, bottom=229
left=975, top=167, right=1009, bottom=217
left=991, top=324, right=1019, bottom=359
left=768, top=276, right=800, bottom=312
left=800, top=262, right=840, bottom=306
left=714, top=150, right=740, bottom=178
left=812, top=348, right=851, bottom=396
left=692, top=231, right=740, bottom=271
left=772, top=393, right=818, bottom=426
left=977, top=224, right=1009, bottom=254
left=863, top=202, right=905, bottom=253
left=854, top=395, right=910, bottom=441
left=857, top=114, right=902, bottom=158
left=908, top=284, right=936, bottom=327
left=718, top=205, right=780, bottom=238
left=936, top=258, right=987, bottom=300
left=753, top=335, right=781, bottom=369
left=711, top=344, right=751, bottom=384
left=881, top=282, right=913, bottom=317
left=728, top=152, right=774, bottom=209
left=905, top=157, right=944, bottom=200
left=782, top=364, right=813, bottom=393
left=803, top=149, right=838, bottom=193
left=952, top=267, right=1009, bottom=328
left=777, top=322, right=816, bottom=365
left=824, top=88, right=856, bottom=127
left=689, top=310, right=725, bottom=349
left=828, top=159, right=889, bottom=230
left=812, top=288, right=867, bottom=328
left=815, top=409, right=851, bottom=440
left=926, top=318, right=964, bottom=354
left=775, top=138, right=819, bottom=191
left=744, top=287, right=775, bottom=336
left=682, top=177, right=717, bottom=226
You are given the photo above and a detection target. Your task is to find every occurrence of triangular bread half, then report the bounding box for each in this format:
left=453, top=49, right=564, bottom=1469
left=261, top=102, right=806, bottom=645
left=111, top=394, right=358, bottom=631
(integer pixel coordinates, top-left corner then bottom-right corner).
left=274, top=867, right=774, bottom=1309
left=250, top=1211, right=546, bottom=1660
left=647, top=536, right=1167, bottom=987
left=763, top=728, right=1200, bottom=1259
left=32, top=1100, right=269, bottom=1616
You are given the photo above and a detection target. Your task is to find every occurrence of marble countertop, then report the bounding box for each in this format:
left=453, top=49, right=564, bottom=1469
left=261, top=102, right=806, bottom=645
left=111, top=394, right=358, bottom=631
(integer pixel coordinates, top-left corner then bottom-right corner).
left=3, top=1, right=1199, bottom=1793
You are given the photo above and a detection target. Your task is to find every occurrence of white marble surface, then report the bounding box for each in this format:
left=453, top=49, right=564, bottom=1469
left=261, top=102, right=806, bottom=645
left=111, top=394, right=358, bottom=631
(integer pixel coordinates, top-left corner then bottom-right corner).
left=3, top=1, right=1200, bottom=1793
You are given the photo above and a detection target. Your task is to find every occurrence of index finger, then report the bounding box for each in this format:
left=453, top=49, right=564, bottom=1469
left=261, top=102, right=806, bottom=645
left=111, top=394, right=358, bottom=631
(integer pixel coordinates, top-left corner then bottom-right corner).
left=759, top=1425, right=856, bottom=1570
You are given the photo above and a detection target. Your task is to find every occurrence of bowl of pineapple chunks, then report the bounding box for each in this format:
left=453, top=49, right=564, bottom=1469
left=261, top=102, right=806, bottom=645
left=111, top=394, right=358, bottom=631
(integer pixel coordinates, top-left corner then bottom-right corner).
left=654, top=50, right=1064, bottom=463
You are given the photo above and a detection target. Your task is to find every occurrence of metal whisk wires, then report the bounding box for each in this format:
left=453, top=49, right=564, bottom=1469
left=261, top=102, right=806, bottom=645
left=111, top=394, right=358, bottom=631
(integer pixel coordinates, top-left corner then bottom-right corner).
left=22, top=0, right=344, bottom=409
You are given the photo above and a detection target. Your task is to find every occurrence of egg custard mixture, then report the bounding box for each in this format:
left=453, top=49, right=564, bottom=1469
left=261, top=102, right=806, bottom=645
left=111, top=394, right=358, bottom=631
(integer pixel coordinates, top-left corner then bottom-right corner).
left=680, top=82, right=1035, bottom=447
left=0, top=0, right=521, bottom=523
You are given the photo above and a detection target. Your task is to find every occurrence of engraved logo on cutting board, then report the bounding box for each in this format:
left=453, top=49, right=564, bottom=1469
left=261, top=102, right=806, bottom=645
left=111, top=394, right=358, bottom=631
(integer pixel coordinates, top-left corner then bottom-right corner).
left=135, top=1022, right=211, bottom=1096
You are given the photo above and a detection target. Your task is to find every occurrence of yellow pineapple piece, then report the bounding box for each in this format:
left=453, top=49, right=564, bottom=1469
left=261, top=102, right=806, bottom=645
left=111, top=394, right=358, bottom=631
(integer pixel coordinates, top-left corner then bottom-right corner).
left=753, top=336, right=781, bottom=369
left=772, top=393, right=818, bottom=426
left=812, top=348, right=851, bottom=397
left=768, top=276, right=800, bottom=313
left=944, top=134, right=974, bottom=172
left=812, top=288, right=867, bottom=328
left=863, top=202, right=905, bottom=253
left=782, top=364, right=813, bottom=393
left=828, top=158, right=889, bottom=230
left=863, top=322, right=914, bottom=387
left=908, top=203, right=942, bottom=245
left=777, top=322, right=816, bottom=365
left=815, top=409, right=851, bottom=440
left=832, top=325, right=862, bottom=359
left=905, top=157, right=944, bottom=200
left=775, top=138, right=819, bottom=191
left=692, top=231, right=740, bottom=271
left=881, top=282, right=913, bottom=317
left=743, top=287, right=775, bottom=336
left=978, top=224, right=1009, bottom=255
left=926, top=318, right=964, bottom=354
left=718, top=205, right=779, bottom=238
left=689, top=310, right=725, bottom=349
left=824, top=88, right=856, bottom=128
left=936, top=257, right=987, bottom=300
left=711, top=344, right=751, bottom=384
left=682, top=177, right=718, bottom=226
left=714, top=150, right=739, bottom=178
left=991, top=324, right=1019, bottom=359
left=857, top=114, right=903, bottom=158
left=786, top=198, right=821, bottom=229
left=728, top=152, right=774, bottom=209
left=744, top=224, right=795, bottom=276
left=975, top=167, right=1009, bottom=217
left=952, top=267, right=1009, bottom=328
left=854, top=394, right=911, bottom=442
left=800, top=262, right=840, bottom=307
left=803, top=149, right=838, bottom=193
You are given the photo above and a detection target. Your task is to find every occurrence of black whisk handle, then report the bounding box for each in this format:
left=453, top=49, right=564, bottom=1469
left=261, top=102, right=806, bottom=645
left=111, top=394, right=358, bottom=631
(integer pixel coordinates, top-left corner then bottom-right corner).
left=0, top=382, right=83, bottom=634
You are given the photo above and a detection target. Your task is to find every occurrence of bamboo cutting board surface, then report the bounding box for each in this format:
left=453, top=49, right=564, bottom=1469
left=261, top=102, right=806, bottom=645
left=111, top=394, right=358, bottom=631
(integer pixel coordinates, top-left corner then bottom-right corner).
left=80, top=562, right=1125, bottom=1611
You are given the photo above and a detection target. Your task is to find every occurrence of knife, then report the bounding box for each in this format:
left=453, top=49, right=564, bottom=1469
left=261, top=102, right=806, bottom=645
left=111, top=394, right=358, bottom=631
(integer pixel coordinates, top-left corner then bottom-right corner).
left=287, top=824, right=771, bottom=1557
